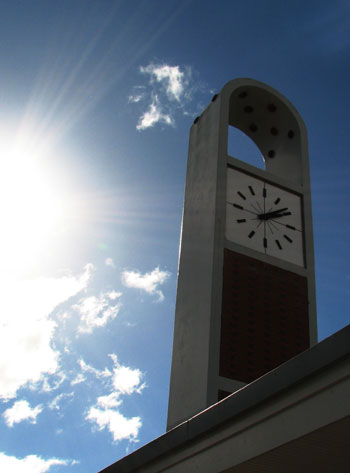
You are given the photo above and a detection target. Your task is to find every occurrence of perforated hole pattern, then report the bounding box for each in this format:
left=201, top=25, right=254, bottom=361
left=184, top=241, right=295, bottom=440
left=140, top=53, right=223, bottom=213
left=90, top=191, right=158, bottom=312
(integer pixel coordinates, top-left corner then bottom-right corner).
left=219, top=249, right=310, bottom=384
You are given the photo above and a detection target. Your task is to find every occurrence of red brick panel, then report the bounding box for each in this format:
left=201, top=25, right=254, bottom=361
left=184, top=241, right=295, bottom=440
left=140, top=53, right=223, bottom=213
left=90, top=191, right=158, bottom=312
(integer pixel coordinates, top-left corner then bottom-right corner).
left=220, top=249, right=309, bottom=383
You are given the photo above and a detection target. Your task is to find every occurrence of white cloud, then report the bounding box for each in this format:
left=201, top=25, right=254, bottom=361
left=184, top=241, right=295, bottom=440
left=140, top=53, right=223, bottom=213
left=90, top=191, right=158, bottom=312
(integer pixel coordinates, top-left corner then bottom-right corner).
left=86, top=407, right=141, bottom=443
left=78, top=359, right=112, bottom=379
left=74, top=290, right=122, bottom=333
left=3, top=400, right=43, bottom=427
left=0, top=264, right=93, bottom=399
left=109, top=354, right=145, bottom=395
left=136, top=96, right=173, bottom=130
left=70, top=373, right=86, bottom=386
left=121, top=266, right=170, bottom=302
left=48, top=392, right=74, bottom=411
left=130, top=62, right=203, bottom=130
left=96, top=392, right=122, bottom=409
left=105, top=257, right=115, bottom=268
left=85, top=355, right=145, bottom=443
left=140, top=64, right=185, bottom=101
left=128, top=94, right=143, bottom=103
left=40, top=371, right=66, bottom=393
left=0, top=452, right=73, bottom=472
left=107, top=290, right=120, bottom=300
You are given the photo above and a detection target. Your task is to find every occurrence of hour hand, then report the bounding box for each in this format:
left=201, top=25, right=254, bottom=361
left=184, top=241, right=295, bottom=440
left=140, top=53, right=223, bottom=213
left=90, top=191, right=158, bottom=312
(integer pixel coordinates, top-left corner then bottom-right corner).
left=258, top=207, right=289, bottom=220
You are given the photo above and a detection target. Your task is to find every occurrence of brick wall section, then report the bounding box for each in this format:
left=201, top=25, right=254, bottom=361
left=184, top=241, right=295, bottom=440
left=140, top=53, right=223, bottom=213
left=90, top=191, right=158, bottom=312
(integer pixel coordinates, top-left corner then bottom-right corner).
left=220, top=249, right=310, bottom=383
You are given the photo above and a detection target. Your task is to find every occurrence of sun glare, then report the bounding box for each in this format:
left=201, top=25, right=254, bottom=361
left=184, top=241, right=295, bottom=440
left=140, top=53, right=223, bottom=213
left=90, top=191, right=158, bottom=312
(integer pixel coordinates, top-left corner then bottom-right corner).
left=0, top=124, right=67, bottom=275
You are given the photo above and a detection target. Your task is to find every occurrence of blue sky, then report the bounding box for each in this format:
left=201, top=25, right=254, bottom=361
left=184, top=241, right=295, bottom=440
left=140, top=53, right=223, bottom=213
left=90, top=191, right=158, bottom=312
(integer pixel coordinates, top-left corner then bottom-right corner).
left=0, top=1, right=349, bottom=472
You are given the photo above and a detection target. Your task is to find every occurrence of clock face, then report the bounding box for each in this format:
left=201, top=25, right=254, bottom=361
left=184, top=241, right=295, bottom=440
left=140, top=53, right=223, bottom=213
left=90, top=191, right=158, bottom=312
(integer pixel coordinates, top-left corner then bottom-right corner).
left=226, top=167, right=304, bottom=266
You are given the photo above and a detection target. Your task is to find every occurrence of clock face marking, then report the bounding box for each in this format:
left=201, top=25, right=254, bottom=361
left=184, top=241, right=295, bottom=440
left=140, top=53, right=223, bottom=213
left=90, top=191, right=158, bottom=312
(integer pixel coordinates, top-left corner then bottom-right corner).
left=276, top=239, right=282, bottom=250
left=226, top=167, right=304, bottom=266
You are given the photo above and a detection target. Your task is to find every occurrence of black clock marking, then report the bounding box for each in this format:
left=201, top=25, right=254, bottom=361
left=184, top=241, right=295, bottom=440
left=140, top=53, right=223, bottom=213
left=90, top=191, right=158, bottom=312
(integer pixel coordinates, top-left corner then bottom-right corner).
left=248, top=185, right=255, bottom=196
left=263, top=188, right=267, bottom=198
left=274, top=197, right=280, bottom=205
left=263, top=237, right=267, bottom=248
left=284, top=235, right=293, bottom=243
left=228, top=202, right=260, bottom=217
left=237, top=219, right=246, bottom=223
left=237, top=191, right=246, bottom=200
left=276, top=240, right=282, bottom=250
left=286, top=224, right=296, bottom=230
left=248, top=231, right=255, bottom=238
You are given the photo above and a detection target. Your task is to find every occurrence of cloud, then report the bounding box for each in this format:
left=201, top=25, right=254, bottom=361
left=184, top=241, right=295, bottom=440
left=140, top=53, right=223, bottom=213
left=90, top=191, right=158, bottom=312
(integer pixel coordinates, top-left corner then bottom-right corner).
left=96, top=392, right=122, bottom=409
left=136, top=96, right=173, bottom=130
left=140, top=64, right=185, bottom=101
left=131, top=62, right=195, bottom=130
left=48, top=392, right=74, bottom=411
left=74, top=290, right=122, bottom=333
left=3, top=400, right=43, bottom=427
left=86, top=407, right=142, bottom=443
left=105, top=257, right=115, bottom=268
left=78, top=359, right=112, bottom=379
left=40, top=371, right=66, bottom=393
left=70, top=373, right=86, bottom=386
left=128, top=94, right=144, bottom=103
left=0, top=452, right=74, bottom=472
left=0, top=264, right=93, bottom=399
left=121, top=266, right=170, bottom=302
left=85, top=355, right=145, bottom=443
left=109, top=354, right=145, bottom=395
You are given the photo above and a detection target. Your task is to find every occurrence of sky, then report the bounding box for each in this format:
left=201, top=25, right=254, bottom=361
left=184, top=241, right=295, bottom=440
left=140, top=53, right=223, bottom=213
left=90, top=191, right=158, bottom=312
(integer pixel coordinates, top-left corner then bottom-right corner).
left=0, top=0, right=349, bottom=472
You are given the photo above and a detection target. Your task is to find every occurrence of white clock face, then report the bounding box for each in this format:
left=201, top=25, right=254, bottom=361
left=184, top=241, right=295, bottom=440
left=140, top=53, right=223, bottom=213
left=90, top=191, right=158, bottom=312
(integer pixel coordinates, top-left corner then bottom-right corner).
left=226, top=167, right=304, bottom=266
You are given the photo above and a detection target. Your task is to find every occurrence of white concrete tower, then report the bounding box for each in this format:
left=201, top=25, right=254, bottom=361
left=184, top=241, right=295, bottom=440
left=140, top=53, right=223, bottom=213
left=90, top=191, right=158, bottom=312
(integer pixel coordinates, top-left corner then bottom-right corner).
left=167, top=78, right=317, bottom=430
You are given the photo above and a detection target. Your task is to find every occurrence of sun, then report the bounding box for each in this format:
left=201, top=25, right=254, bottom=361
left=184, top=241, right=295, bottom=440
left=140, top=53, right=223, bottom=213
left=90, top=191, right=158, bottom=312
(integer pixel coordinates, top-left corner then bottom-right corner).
left=0, top=123, right=67, bottom=276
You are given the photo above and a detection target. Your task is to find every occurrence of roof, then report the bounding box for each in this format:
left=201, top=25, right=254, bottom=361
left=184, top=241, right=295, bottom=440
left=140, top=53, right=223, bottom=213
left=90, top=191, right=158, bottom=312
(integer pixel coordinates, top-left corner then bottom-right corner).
left=99, top=324, right=350, bottom=473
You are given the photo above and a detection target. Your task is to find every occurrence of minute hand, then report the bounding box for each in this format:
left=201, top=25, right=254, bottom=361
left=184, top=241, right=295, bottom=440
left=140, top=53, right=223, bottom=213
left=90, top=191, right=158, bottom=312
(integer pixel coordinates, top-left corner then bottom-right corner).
left=258, top=208, right=289, bottom=220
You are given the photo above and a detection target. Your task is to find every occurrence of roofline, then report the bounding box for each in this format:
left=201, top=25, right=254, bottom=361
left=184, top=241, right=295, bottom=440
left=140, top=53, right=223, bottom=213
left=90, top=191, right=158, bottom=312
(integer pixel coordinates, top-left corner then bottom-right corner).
left=99, top=325, right=350, bottom=473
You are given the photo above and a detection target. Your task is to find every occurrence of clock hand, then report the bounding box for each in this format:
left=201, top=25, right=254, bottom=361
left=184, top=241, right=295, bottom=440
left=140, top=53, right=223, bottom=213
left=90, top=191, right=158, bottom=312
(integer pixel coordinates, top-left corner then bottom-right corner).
left=268, top=211, right=292, bottom=219
left=269, top=219, right=300, bottom=231
left=280, top=211, right=292, bottom=216
left=258, top=207, right=289, bottom=220
left=266, top=207, right=288, bottom=217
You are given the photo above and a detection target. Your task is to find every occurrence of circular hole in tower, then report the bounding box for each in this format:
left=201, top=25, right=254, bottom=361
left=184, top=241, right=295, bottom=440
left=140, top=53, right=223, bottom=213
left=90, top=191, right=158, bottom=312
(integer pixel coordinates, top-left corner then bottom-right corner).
left=239, top=91, right=248, bottom=98
left=267, top=150, right=276, bottom=158
left=270, top=127, right=278, bottom=136
left=244, top=105, right=254, bottom=113
left=288, top=130, right=295, bottom=139
left=267, top=103, right=277, bottom=112
left=249, top=123, right=258, bottom=132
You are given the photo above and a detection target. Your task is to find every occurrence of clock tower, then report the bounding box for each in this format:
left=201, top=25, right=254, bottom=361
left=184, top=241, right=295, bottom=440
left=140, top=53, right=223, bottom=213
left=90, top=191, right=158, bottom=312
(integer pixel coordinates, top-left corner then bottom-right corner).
left=167, top=78, right=317, bottom=430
